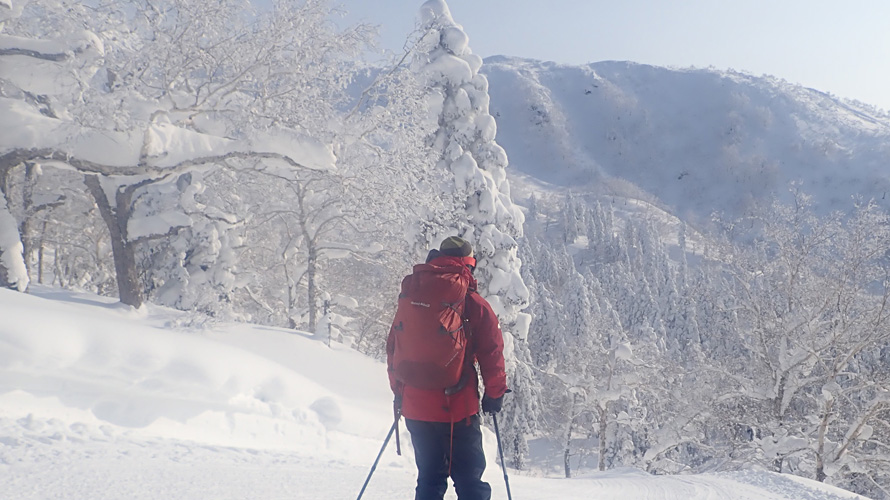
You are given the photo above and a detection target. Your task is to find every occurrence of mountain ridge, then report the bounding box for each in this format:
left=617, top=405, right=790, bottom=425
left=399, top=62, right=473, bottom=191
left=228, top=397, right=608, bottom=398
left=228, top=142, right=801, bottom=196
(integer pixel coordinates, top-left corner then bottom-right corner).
left=482, top=56, right=890, bottom=223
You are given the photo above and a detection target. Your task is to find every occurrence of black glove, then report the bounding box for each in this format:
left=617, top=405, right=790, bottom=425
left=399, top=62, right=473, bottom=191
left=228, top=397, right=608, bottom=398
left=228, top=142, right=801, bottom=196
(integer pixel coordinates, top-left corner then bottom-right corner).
left=481, top=394, right=504, bottom=414
left=393, top=395, right=403, bottom=416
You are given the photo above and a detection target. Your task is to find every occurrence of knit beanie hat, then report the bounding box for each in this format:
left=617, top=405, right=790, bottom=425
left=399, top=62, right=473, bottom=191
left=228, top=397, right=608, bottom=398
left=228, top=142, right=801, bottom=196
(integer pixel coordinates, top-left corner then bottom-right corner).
left=439, top=236, right=474, bottom=258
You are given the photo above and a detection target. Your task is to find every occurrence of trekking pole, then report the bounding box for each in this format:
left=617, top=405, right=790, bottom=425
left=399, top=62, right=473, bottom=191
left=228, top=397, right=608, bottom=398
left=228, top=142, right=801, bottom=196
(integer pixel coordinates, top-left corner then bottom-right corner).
left=394, top=406, right=402, bottom=456
left=356, top=420, right=397, bottom=500
left=491, top=413, right=514, bottom=500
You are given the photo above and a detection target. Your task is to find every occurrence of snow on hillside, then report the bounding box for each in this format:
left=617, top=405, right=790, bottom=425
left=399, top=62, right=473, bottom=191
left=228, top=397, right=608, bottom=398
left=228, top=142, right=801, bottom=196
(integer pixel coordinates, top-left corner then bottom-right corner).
left=509, top=169, right=709, bottom=257
left=482, top=57, right=890, bottom=222
left=0, top=287, right=871, bottom=499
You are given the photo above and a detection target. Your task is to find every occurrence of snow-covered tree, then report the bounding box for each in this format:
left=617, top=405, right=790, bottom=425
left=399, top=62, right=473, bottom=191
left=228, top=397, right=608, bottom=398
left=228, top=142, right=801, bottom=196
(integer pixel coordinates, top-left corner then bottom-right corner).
left=717, top=191, right=890, bottom=486
left=520, top=191, right=728, bottom=474
left=1, top=0, right=366, bottom=307
left=0, top=195, right=28, bottom=291
left=134, top=170, right=243, bottom=319
left=411, top=0, right=537, bottom=467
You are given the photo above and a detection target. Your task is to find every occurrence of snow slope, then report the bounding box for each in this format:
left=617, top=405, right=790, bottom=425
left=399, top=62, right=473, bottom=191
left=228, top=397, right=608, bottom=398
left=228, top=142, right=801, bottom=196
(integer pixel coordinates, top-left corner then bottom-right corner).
left=483, top=57, right=890, bottom=221
left=0, top=288, right=870, bottom=499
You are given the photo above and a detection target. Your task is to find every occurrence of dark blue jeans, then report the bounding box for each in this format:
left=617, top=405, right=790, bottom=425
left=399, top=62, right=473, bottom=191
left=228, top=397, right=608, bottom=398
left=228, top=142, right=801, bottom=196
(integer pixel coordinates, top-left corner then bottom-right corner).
left=405, top=415, right=491, bottom=500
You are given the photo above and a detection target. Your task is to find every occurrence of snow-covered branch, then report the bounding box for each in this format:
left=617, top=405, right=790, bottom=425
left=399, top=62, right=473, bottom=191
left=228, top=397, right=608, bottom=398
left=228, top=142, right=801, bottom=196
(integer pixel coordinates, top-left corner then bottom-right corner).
left=0, top=46, right=67, bottom=61
left=1, top=148, right=322, bottom=178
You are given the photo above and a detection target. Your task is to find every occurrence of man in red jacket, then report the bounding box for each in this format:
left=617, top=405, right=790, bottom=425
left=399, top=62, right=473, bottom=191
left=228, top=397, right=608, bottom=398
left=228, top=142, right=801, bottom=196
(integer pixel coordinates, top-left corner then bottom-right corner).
left=387, top=236, right=508, bottom=500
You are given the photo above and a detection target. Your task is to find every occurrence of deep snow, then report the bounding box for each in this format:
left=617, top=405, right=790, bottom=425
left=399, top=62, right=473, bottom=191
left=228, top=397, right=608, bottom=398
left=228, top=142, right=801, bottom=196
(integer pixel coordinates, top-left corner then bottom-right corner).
left=0, top=287, right=870, bottom=499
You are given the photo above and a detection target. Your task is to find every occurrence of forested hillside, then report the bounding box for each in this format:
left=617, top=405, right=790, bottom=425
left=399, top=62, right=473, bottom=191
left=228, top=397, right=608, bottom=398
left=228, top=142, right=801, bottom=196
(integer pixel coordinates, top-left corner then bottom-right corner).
left=481, top=56, right=890, bottom=496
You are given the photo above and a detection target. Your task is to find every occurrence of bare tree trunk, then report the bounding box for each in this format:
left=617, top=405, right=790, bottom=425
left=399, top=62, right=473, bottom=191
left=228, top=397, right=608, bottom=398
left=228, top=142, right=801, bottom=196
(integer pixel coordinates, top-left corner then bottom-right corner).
left=511, top=433, right=527, bottom=471
left=814, top=400, right=832, bottom=482
left=283, top=244, right=298, bottom=329
left=774, top=371, right=788, bottom=417
left=0, top=160, right=17, bottom=289
left=306, top=243, right=318, bottom=331
left=598, top=405, right=608, bottom=471
left=564, top=392, right=581, bottom=478
left=0, top=261, right=9, bottom=289
left=0, top=202, right=27, bottom=291
left=52, top=249, right=62, bottom=287
left=286, top=282, right=298, bottom=329
left=0, top=170, right=7, bottom=204
left=38, top=219, right=47, bottom=284
left=84, top=174, right=143, bottom=308
left=19, top=163, right=38, bottom=277
left=564, top=421, right=574, bottom=478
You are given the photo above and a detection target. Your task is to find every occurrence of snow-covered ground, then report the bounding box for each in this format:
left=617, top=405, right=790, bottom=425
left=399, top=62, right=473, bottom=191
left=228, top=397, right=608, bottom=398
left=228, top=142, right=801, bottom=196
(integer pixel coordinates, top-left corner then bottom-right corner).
left=0, top=288, right=870, bottom=499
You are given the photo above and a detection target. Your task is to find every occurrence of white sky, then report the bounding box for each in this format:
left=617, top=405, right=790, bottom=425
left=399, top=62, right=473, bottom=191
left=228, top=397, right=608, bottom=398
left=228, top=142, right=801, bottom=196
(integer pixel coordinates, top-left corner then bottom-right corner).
left=336, top=0, right=890, bottom=112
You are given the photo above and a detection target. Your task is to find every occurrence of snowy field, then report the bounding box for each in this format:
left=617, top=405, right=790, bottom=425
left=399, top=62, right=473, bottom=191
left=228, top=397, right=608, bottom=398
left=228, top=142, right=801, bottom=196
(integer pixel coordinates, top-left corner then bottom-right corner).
left=0, top=288, right=870, bottom=499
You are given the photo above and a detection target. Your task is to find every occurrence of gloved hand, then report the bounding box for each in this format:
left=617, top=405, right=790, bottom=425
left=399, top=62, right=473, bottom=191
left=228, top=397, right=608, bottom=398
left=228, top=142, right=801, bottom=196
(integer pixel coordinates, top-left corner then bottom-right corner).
left=481, top=394, right=504, bottom=414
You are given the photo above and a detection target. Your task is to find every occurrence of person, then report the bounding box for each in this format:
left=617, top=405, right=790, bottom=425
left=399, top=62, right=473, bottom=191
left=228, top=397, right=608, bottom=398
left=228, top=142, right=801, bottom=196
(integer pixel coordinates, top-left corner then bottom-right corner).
left=387, top=236, right=509, bottom=500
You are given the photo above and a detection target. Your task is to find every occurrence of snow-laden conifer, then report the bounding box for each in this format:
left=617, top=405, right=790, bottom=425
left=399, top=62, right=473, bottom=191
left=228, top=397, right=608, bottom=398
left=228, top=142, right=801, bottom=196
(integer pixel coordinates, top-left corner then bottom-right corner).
left=412, top=0, right=537, bottom=467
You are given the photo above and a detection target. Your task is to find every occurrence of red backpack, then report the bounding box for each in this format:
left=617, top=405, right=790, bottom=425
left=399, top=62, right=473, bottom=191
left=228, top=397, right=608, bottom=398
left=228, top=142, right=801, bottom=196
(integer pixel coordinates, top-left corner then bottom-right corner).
left=390, top=261, right=473, bottom=391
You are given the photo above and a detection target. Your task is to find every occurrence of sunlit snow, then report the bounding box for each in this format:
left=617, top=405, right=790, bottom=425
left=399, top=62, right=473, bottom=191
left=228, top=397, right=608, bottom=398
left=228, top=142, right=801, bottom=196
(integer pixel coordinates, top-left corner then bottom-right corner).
left=0, top=288, right=869, bottom=500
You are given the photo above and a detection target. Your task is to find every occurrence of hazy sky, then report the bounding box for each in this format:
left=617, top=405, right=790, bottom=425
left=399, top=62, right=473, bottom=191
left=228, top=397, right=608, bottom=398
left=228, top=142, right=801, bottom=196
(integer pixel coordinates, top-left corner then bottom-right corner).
left=336, top=0, right=890, bottom=111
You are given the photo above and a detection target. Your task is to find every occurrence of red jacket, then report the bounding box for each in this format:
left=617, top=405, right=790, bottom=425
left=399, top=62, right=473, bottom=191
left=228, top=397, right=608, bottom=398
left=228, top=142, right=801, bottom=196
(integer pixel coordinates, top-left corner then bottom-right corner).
left=387, top=256, right=508, bottom=423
